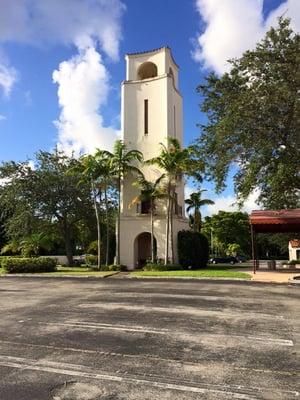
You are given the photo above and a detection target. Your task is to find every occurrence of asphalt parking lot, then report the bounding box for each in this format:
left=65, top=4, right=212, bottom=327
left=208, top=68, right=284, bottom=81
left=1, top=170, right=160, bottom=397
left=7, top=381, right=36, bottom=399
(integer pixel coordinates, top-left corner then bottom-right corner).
left=0, top=277, right=299, bottom=400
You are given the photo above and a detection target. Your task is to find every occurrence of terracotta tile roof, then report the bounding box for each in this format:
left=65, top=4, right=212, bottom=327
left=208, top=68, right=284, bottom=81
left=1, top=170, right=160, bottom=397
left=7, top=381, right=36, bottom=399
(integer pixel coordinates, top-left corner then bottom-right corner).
left=250, top=209, right=300, bottom=233
left=126, top=46, right=169, bottom=56
left=251, top=209, right=300, bottom=220
left=126, top=46, right=179, bottom=68
left=289, top=239, right=300, bottom=248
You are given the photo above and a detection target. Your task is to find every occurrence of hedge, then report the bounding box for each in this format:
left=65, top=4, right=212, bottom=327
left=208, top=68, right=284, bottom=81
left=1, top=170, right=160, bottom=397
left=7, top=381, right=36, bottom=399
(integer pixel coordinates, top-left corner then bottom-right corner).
left=143, top=262, right=182, bottom=271
left=1, top=257, right=57, bottom=273
left=177, top=230, right=209, bottom=269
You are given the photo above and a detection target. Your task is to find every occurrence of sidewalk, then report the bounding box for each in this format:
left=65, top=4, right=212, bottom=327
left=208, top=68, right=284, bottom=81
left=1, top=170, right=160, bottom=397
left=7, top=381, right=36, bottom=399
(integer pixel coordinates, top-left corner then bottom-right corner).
left=236, top=267, right=300, bottom=283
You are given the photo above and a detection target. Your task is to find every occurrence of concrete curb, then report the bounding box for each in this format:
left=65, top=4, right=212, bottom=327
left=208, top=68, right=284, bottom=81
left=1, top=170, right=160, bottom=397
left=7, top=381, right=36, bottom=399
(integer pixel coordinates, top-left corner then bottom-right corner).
left=0, top=272, right=118, bottom=279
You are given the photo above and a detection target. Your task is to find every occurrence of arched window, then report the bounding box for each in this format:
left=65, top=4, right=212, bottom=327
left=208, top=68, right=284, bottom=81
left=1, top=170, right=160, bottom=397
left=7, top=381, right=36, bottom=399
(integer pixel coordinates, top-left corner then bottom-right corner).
left=137, top=62, right=158, bottom=80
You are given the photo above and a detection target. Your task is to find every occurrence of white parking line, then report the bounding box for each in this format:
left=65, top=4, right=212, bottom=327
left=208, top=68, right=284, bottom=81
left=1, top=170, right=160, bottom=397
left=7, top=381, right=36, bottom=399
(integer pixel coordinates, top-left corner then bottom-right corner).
left=41, top=321, right=168, bottom=335
left=35, top=320, right=293, bottom=346
left=0, top=339, right=297, bottom=376
left=78, top=302, right=285, bottom=320
left=247, top=336, right=293, bottom=347
left=1, top=355, right=298, bottom=399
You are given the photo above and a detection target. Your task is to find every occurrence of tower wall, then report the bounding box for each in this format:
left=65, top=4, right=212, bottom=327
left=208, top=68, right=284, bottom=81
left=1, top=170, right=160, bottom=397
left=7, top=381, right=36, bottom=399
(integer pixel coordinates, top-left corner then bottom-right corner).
left=120, top=47, right=188, bottom=268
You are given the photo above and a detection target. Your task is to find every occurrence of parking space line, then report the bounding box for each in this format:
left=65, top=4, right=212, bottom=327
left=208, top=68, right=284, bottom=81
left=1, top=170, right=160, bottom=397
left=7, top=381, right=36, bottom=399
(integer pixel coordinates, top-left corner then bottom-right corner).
left=0, top=354, right=298, bottom=399
left=78, top=302, right=285, bottom=320
left=0, top=339, right=297, bottom=376
left=41, top=321, right=169, bottom=335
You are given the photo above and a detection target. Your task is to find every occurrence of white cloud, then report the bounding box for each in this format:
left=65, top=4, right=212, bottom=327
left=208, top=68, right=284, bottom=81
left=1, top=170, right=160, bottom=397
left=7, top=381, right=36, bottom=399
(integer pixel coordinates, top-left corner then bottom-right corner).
left=0, top=0, right=125, bottom=152
left=0, top=114, right=6, bottom=121
left=0, top=0, right=125, bottom=61
left=0, top=61, right=18, bottom=97
left=193, top=0, right=300, bottom=74
left=203, top=189, right=260, bottom=216
left=53, top=46, right=118, bottom=154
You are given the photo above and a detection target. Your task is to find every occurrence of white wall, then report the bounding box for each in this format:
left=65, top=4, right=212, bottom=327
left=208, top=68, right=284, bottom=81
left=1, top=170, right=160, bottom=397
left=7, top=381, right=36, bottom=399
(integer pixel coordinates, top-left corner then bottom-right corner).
left=120, top=47, right=188, bottom=268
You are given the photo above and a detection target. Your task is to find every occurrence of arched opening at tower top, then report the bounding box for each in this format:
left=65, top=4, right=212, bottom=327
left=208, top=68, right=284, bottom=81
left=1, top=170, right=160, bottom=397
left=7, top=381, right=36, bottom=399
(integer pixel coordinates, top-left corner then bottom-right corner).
left=137, top=62, right=158, bottom=80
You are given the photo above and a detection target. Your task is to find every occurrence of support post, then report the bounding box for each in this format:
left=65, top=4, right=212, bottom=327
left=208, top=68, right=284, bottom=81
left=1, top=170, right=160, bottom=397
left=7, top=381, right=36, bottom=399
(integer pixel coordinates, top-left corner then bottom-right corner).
left=251, top=224, right=256, bottom=274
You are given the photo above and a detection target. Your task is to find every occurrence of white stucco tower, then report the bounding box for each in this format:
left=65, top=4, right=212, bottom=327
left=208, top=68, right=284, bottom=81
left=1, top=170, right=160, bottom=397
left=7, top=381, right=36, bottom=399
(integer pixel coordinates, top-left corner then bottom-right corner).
left=120, top=47, right=188, bottom=268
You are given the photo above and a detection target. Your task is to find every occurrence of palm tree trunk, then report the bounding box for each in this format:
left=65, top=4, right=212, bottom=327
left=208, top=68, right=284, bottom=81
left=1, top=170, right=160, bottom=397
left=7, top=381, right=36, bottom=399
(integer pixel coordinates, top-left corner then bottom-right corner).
left=150, top=199, right=155, bottom=263
left=116, top=176, right=121, bottom=265
left=92, top=183, right=101, bottom=270
left=170, top=189, right=174, bottom=264
left=199, top=211, right=202, bottom=232
left=104, top=187, right=109, bottom=266
left=193, top=210, right=196, bottom=232
left=63, top=220, right=73, bottom=266
left=165, top=181, right=171, bottom=265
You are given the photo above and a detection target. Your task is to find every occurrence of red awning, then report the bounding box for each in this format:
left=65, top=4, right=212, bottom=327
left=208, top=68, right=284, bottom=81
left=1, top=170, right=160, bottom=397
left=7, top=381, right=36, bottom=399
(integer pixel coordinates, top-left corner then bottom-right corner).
left=250, top=209, right=300, bottom=233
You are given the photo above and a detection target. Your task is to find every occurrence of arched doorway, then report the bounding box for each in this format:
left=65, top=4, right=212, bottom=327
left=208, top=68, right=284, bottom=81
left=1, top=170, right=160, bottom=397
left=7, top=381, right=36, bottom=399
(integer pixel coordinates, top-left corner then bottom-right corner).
left=134, top=232, right=157, bottom=268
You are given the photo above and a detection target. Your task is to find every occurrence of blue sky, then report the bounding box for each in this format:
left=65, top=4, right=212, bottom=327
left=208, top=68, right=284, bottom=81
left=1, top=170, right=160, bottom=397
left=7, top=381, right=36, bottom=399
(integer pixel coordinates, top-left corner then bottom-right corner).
left=0, top=0, right=299, bottom=214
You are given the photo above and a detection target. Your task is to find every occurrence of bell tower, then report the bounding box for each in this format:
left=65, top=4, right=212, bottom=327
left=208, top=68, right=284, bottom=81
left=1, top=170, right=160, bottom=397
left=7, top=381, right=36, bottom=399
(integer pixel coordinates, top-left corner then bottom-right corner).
left=120, top=47, right=188, bottom=268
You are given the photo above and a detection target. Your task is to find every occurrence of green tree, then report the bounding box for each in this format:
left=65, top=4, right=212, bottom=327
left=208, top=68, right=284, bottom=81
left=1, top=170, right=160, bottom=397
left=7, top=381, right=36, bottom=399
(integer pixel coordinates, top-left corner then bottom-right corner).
left=18, top=233, right=55, bottom=257
left=76, top=154, right=103, bottom=269
left=195, top=18, right=300, bottom=209
left=0, top=150, right=94, bottom=265
left=131, top=174, right=166, bottom=263
left=94, top=149, right=117, bottom=266
left=146, top=138, right=201, bottom=264
left=75, top=151, right=116, bottom=269
left=226, top=243, right=242, bottom=257
left=0, top=213, right=8, bottom=250
left=185, top=190, right=214, bottom=232
left=202, top=211, right=251, bottom=257
left=103, top=140, right=143, bottom=265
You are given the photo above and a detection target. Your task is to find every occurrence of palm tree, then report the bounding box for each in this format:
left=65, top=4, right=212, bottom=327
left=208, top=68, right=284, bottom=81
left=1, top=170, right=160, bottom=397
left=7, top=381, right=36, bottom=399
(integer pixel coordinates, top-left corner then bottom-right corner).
left=185, top=190, right=215, bottom=232
left=146, top=138, right=192, bottom=264
left=94, top=150, right=115, bottom=266
left=19, top=233, right=54, bottom=257
left=130, top=174, right=166, bottom=263
left=102, top=140, right=143, bottom=265
left=78, top=154, right=103, bottom=269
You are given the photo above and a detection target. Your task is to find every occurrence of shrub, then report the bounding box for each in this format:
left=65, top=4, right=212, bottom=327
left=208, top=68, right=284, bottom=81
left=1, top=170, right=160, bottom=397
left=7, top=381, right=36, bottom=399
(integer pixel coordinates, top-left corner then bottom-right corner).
left=177, top=230, right=209, bottom=269
left=0, top=256, right=11, bottom=268
left=85, top=254, right=98, bottom=266
left=2, top=257, right=57, bottom=273
left=288, top=259, right=300, bottom=265
left=108, top=264, right=127, bottom=271
left=90, top=264, right=127, bottom=271
left=143, top=262, right=182, bottom=271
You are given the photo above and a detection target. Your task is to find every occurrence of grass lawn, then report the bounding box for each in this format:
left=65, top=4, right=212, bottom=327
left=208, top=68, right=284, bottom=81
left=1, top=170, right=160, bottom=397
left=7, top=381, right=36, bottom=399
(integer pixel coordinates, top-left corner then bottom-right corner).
left=0, top=266, right=118, bottom=277
left=131, top=269, right=251, bottom=279
left=207, top=263, right=252, bottom=269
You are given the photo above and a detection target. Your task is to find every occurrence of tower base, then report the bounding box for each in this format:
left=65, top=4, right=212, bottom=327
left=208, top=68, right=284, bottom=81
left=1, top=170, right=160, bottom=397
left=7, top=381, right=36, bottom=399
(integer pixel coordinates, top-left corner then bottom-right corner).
left=120, top=215, right=189, bottom=269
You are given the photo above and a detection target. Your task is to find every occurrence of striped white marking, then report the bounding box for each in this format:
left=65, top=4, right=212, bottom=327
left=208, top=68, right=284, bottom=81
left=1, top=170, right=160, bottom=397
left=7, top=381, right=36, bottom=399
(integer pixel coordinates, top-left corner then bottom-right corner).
left=90, top=292, right=273, bottom=303
left=42, top=321, right=168, bottom=335
left=39, top=320, right=293, bottom=346
left=0, top=339, right=296, bottom=376
left=78, top=302, right=284, bottom=320
left=247, top=336, right=293, bottom=347
left=1, top=355, right=298, bottom=399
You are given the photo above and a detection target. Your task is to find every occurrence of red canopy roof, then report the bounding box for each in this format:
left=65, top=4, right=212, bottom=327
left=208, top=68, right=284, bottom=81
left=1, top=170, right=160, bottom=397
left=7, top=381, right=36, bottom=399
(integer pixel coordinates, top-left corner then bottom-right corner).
left=250, top=209, right=300, bottom=233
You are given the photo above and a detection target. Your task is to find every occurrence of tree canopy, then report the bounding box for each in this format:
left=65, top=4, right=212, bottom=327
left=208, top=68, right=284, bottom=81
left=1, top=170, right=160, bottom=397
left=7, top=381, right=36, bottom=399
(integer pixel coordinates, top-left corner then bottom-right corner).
left=202, top=211, right=251, bottom=257
left=195, top=18, right=300, bottom=209
left=0, top=150, right=95, bottom=264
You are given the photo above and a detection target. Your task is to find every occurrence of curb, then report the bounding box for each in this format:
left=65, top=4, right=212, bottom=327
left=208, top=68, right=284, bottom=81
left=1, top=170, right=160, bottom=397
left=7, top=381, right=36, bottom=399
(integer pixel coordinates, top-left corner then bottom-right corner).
left=0, top=272, right=118, bottom=279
